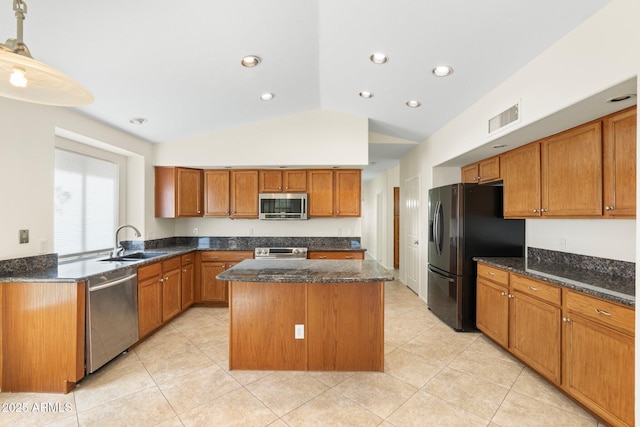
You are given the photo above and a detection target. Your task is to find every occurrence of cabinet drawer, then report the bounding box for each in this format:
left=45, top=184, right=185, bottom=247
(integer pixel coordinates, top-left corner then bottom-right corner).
left=162, top=256, right=181, bottom=271
left=565, top=290, right=634, bottom=336
left=477, top=263, right=509, bottom=287
left=200, top=251, right=254, bottom=262
left=181, top=252, right=194, bottom=265
left=138, top=262, right=162, bottom=281
left=510, top=273, right=561, bottom=306
left=308, top=251, right=364, bottom=260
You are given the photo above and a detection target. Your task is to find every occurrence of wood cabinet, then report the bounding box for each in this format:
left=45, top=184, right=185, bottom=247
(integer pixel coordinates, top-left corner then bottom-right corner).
left=155, top=167, right=203, bottom=217
left=308, top=251, right=364, bottom=260
left=502, top=142, right=542, bottom=218
left=476, top=262, right=635, bottom=426
left=230, top=170, right=259, bottom=218
left=562, top=290, right=635, bottom=427
left=461, top=156, right=501, bottom=184
left=475, top=264, right=509, bottom=348
left=308, top=169, right=361, bottom=217
left=603, top=106, right=636, bottom=218
left=138, top=262, right=164, bottom=339
left=259, top=169, right=307, bottom=192
left=1, top=281, right=85, bottom=393
left=161, top=257, right=182, bottom=322
left=541, top=121, right=603, bottom=217
left=204, top=170, right=230, bottom=217
left=199, top=251, right=253, bottom=305
left=181, top=252, right=194, bottom=309
left=509, top=273, right=561, bottom=384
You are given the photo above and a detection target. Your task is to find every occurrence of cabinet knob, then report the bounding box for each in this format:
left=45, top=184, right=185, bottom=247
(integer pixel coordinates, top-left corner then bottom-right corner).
left=159, top=278, right=164, bottom=283
left=533, top=209, right=539, bottom=213
left=605, top=205, right=614, bottom=211
left=541, top=208, right=548, bottom=213
left=500, top=291, right=508, bottom=296
left=183, top=269, right=187, bottom=272
left=165, top=276, right=169, bottom=281
left=508, top=294, right=514, bottom=299
left=562, top=317, right=571, bottom=323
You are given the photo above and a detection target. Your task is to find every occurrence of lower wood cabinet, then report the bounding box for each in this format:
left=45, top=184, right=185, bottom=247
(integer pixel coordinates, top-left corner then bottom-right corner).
left=476, top=263, right=635, bottom=427
left=138, top=262, right=164, bottom=339
left=1, top=281, right=85, bottom=393
left=161, top=257, right=182, bottom=322
left=181, top=253, right=194, bottom=309
left=199, top=251, right=253, bottom=305
left=307, top=251, right=364, bottom=260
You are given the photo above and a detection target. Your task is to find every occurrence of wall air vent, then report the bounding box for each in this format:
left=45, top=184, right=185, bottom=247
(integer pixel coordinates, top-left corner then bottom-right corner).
left=488, top=103, right=520, bottom=135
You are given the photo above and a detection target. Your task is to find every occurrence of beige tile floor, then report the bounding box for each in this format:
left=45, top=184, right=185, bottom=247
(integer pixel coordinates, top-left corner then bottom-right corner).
left=1, top=276, right=604, bottom=427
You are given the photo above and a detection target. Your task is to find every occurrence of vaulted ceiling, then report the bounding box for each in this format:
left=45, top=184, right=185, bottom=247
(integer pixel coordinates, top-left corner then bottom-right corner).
left=0, top=0, right=612, bottom=173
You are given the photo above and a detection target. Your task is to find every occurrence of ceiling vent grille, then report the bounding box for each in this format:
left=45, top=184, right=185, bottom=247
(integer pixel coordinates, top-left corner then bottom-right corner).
left=488, top=103, right=519, bottom=135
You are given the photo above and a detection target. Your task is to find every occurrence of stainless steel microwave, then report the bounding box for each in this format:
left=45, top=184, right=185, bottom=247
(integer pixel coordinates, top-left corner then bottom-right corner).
left=259, top=193, right=308, bottom=220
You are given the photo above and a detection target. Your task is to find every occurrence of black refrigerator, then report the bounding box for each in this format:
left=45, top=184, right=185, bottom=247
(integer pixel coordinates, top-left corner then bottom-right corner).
left=427, top=183, right=524, bottom=331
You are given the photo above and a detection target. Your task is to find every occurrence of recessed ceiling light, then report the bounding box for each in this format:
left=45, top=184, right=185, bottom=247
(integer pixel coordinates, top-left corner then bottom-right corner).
left=432, top=65, right=454, bottom=77
left=406, top=100, right=421, bottom=108
left=607, top=94, right=636, bottom=103
left=359, top=91, right=373, bottom=99
left=129, top=117, right=147, bottom=125
left=370, top=53, right=388, bottom=64
left=241, top=55, right=261, bottom=67
left=260, top=93, right=274, bottom=101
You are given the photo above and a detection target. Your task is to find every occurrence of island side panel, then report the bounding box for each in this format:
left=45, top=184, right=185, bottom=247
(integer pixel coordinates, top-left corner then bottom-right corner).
left=307, top=282, right=384, bottom=372
left=229, top=281, right=306, bottom=370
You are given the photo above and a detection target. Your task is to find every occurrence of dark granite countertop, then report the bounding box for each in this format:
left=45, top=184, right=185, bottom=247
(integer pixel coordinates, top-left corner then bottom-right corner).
left=474, top=256, right=635, bottom=307
left=0, top=236, right=367, bottom=283
left=217, top=259, right=393, bottom=283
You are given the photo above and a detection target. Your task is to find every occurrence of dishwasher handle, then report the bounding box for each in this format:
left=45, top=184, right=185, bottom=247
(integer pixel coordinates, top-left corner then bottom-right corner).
left=89, top=273, right=137, bottom=292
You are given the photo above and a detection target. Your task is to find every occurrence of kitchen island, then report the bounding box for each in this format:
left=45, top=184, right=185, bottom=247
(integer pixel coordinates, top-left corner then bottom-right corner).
left=217, top=259, right=393, bottom=371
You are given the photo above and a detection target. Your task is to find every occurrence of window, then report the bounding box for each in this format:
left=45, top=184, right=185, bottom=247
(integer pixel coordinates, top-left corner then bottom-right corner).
left=54, top=148, right=119, bottom=257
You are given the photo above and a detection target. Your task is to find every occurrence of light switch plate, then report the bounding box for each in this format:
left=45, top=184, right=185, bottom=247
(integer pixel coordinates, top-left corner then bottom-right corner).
left=294, top=324, right=304, bottom=339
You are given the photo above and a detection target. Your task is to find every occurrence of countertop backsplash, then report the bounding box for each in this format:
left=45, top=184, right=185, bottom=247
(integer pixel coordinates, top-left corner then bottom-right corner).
left=527, top=247, right=635, bottom=280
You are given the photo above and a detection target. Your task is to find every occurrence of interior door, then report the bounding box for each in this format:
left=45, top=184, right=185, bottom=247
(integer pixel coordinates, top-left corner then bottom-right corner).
left=404, top=176, right=420, bottom=294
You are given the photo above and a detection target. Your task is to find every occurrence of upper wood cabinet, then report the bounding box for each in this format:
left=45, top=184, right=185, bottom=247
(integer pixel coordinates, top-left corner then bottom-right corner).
left=204, top=170, right=230, bottom=217
left=230, top=170, right=259, bottom=218
left=259, top=170, right=307, bottom=192
left=203, top=170, right=259, bottom=218
left=503, top=142, right=542, bottom=218
left=603, top=106, right=636, bottom=218
left=461, top=156, right=501, bottom=184
left=541, top=121, right=603, bottom=217
left=307, top=169, right=361, bottom=217
left=155, top=167, right=203, bottom=217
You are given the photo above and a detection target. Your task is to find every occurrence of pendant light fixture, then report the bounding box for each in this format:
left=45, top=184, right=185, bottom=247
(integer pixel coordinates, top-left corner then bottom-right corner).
left=0, top=0, right=93, bottom=106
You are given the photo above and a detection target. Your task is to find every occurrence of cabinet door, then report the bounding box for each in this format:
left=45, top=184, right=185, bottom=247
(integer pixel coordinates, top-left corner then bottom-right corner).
left=201, top=261, right=227, bottom=302
left=476, top=277, right=509, bottom=348
left=308, top=170, right=334, bottom=217
left=181, top=262, right=194, bottom=309
left=176, top=168, right=203, bottom=216
left=563, top=314, right=634, bottom=427
left=138, top=276, right=163, bottom=338
left=334, top=170, right=361, bottom=217
left=541, top=121, right=602, bottom=217
left=259, top=170, right=283, bottom=192
left=503, top=142, right=541, bottom=218
left=308, top=251, right=364, bottom=260
left=461, top=164, right=479, bottom=183
left=509, top=291, right=561, bottom=384
left=283, top=170, right=307, bottom=192
left=230, top=170, right=259, bottom=218
left=204, top=170, right=230, bottom=217
left=162, top=267, right=182, bottom=322
left=603, top=106, right=636, bottom=218
left=478, top=156, right=500, bottom=183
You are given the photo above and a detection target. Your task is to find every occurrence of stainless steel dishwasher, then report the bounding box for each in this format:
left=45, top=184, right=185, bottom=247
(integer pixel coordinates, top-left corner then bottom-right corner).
left=86, top=266, right=139, bottom=373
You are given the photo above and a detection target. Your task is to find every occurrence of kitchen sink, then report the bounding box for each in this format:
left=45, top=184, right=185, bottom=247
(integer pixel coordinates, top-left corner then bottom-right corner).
left=100, top=252, right=167, bottom=262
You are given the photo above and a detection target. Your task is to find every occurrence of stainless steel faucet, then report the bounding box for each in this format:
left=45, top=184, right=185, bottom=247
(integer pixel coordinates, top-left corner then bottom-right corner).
left=111, top=225, right=142, bottom=257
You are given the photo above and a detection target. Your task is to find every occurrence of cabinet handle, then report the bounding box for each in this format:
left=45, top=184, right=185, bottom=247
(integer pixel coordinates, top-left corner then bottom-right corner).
left=562, top=317, right=571, bottom=323
left=345, top=256, right=353, bottom=259
left=527, top=286, right=538, bottom=291
left=488, top=271, right=495, bottom=276
left=595, top=309, right=612, bottom=317
left=318, top=255, right=327, bottom=259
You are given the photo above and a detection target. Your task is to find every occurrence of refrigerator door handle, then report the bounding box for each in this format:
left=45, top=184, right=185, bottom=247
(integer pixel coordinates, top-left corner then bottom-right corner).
left=433, top=200, right=442, bottom=255
left=429, top=266, right=455, bottom=283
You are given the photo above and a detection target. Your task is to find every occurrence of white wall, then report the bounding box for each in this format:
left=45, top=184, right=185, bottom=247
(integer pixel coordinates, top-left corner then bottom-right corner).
left=154, top=109, right=368, bottom=168
left=362, top=166, right=399, bottom=268
left=400, top=0, right=639, bottom=301
left=0, top=98, right=155, bottom=260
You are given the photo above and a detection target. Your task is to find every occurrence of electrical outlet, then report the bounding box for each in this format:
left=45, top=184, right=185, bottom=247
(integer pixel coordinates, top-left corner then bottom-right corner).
left=559, top=236, right=567, bottom=249
left=19, top=229, right=29, bottom=244
left=193, top=227, right=199, bottom=236
left=39, top=239, right=48, bottom=253
left=294, top=324, right=304, bottom=339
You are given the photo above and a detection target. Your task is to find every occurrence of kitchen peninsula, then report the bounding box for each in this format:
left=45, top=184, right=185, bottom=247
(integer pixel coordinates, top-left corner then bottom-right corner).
left=217, top=259, right=393, bottom=371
